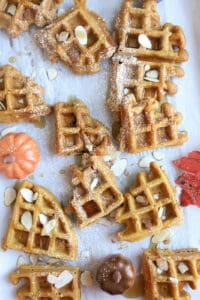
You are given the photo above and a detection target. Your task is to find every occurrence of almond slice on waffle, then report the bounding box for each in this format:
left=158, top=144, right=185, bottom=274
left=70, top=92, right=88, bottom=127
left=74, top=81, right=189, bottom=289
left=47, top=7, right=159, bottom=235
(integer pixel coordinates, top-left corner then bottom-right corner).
left=65, top=153, right=124, bottom=229
left=118, top=94, right=188, bottom=153
left=0, top=65, right=51, bottom=123
left=142, top=248, right=200, bottom=300
left=54, top=100, right=115, bottom=156
left=35, top=0, right=116, bottom=74
left=9, top=264, right=81, bottom=300
left=115, top=162, right=183, bottom=242
left=0, top=0, right=62, bottom=37
left=115, top=0, right=188, bottom=62
left=2, top=181, right=78, bottom=260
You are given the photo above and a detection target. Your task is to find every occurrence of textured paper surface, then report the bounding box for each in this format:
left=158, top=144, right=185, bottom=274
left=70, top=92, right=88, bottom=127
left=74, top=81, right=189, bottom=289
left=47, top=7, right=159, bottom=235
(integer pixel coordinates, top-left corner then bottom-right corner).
left=0, top=0, right=200, bottom=299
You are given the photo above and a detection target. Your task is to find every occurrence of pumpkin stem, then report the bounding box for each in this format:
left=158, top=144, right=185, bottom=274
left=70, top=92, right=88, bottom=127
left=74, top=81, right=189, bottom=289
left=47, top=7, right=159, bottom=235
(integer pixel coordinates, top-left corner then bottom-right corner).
left=3, top=154, right=15, bottom=164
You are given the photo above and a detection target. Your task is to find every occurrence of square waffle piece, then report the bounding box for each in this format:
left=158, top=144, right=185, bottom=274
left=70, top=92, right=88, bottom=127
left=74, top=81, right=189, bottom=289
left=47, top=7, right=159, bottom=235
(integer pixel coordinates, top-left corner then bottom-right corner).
left=35, top=0, right=116, bottom=74
left=2, top=180, right=78, bottom=260
left=9, top=264, right=81, bottom=300
left=65, top=154, right=124, bottom=229
left=115, top=0, right=188, bottom=62
left=54, top=100, right=115, bottom=156
left=106, top=54, right=185, bottom=118
left=0, top=0, right=62, bottom=37
left=115, top=162, right=183, bottom=242
left=0, top=65, right=51, bottom=123
left=119, top=94, right=188, bottom=153
left=142, top=248, right=200, bottom=300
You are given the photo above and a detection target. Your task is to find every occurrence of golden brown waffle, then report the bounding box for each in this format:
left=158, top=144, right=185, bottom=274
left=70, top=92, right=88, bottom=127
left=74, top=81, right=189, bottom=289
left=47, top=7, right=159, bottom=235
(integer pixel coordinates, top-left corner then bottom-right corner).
left=119, top=94, right=188, bottom=153
left=65, top=154, right=124, bottom=229
left=35, top=0, right=116, bottom=74
left=142, top=248, right=200, bottom=300
left=9, top=264, right=81, bottom=300
left=106, top=54, right=185, bottom=118
left=54, top=100, right=115, bottom=156
left=115, top=0, right=188, bottom=62
left=2, top=180, right=78, bottom=260
left=115, top=162, right=183, bottom=242
left=0, top=65, right=51, bottom=123
left=0, top=0, right=62, bottom=37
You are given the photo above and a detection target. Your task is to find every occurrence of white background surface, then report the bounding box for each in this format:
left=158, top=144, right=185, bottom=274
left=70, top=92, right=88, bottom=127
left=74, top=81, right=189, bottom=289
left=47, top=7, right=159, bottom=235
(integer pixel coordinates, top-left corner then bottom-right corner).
left=0, top=0, right=200, bottom=299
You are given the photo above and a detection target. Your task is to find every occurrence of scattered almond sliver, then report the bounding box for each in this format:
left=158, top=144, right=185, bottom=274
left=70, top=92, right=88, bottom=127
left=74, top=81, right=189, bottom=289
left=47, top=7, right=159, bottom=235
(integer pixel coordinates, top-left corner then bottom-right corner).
left=75, top=25, right=87, bottom=45
left=20, top=188, right=34, bottom=203
left=90, top=178, right=99, bottom=190
left=138, top=34, right=152, bottom=49
left=151, top=229, right=171, bottom=244
left=178, top=262, right=189, bottom=274
left=16, top=255, right=26, bottom=267
left=29, top=254, right=38, bottom=265
left=41, top=219, right=56, bottom=236
left=4, top=187, right=17, bottom=206
left=138, top=157, right=153, bottom=168
left=152, top=151, right=164, bottom=161
left=21, top=211, right=33, bottom=230
left=7, top=4, right=17, bottom=15
left=111, top=158, right=127, bottom=177
left=56, top=31, right=69, bottom=43
left=47, top=68, right=58, bottom=80
left=169, top=276, right=178, bottom=284
left=39, top=213, right=49, bottom=226
left=81, top=271, right=93, bottom=286
left=47, top=270, right=73, bottom=289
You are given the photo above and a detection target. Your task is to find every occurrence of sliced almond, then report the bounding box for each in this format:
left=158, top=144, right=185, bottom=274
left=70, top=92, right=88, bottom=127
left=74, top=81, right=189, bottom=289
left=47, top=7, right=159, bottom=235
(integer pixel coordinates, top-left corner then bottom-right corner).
left=16, top=255, right=26, bottom=267
left=41, top=219, right=56, bottom=236
left=39, top=213, right=49, bottom=226
left=90, top=178, right=99, bottom=190
left=178, top=262, right=189, bottom=274
left=7, top=4, right=17, bottom=15
left=145, top=69, right=159, bottom=80
left=97, top=218, right=111, bottom=226
left=124, top=88, right=130, bottom=95
left=111, top=158, right=127, bottom=177
left=1, top=126, right=16, bottom=137
left=144, top=64, right=151, bottom=72
left=158, top=206, right=166, bottom=219
left=144, top=76, right=159, bottom=83
left=4, top=187, right=17, bottom=206
left=156, top=268, right=163, bottom=275
left=75, top=25, right=87, bottom=45
left=20, top=188, right=34, bottom=203
left=138, top=34, right=152, bottom=49
left=0, top=101, right=6, bottom=110
left=56, top=31, right=69, bottom=42
left=55, top=270, right=73, bottom=289
left=138, top=157, right=153, bottom=168
left=81, top=271, right=93, bottom=286
left=18, top=98, right=24, bottom=104
left=153, top=194, right=159, bottom=200
left=29, top=254, right=38, bottom=265
left=47, top=68, right=58, bottom=80
left=152, top=151, right=164, bottom=161
left=169, top=277, right=178, bottom=284
left=135, top=195, right=149, bottom=206
left=156, top=259, right=168, bottom=271
left=151, top=229, right=171, bottom=244
left=32, top=192, right=39, bottom=201
left=21, top=211, right=32, bottom=230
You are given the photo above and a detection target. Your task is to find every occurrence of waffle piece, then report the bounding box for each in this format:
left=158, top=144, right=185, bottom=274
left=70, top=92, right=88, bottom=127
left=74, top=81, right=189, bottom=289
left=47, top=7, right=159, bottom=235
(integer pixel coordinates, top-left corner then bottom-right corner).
left=119, top=94, right=188, bottom=153
left=9, top=264, right=81, bottom=300
left=115, top=162, right=183, bottom=242
left=55, top=100, right=115, bottom=156
left=2, top=181, right=78, bottom=260
left=0, top=65, right=51, bottom=123
left=106, top=54, right=185, bottom=118
left=115, top=0, right=188, bottom=62
left=0, top=0, right=62, bottom=37
left=35, top=0, right=116, bottom=74
left=65, top=154, right=124, bottom=229
left=142, top=248, right=200, bottom=300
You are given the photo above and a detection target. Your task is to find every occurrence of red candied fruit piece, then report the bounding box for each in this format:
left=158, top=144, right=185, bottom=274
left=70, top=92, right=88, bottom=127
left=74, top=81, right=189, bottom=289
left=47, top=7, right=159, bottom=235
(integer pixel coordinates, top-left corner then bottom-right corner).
left=173, top=151, right=200, bottom=175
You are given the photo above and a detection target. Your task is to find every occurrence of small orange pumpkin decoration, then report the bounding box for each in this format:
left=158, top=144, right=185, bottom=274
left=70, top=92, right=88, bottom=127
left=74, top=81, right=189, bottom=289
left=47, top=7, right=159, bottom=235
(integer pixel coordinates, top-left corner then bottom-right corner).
left=0, top=132, right=40, bottom=179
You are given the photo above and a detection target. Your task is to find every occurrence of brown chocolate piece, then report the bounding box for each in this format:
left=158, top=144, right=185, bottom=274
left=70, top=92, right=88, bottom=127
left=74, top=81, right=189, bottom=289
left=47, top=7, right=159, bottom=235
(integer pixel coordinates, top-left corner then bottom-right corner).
left=96, top=254, right=136, bottom=295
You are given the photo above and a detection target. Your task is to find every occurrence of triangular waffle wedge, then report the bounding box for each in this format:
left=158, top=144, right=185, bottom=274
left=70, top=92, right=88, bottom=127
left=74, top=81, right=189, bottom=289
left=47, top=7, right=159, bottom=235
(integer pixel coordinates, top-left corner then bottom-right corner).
left=54, top=100, right=115, bottom=156
left=65, top=154, right=124, bottom=229
left=142, top=248, right=200, bottom=300
left=9, top=264, right=81, bottom=300
left=115, top=162, right=183, bottom=242
left=0, top=0, right=62, bottom=37
left=118, top=94, right=188, bottom=153
left=106, top=54, right=185, bottom=118
left=35, top=0, right=116, bottom=74
left=0, top=65, right=51, bottom=123
left=115, top=0, right=188, bottom=62
left=2, top=181, right=78, bottom=260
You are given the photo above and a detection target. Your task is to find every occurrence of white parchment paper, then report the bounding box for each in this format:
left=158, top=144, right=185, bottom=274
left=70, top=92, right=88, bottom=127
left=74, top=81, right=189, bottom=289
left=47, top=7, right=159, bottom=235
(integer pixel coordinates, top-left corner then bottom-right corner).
left=0, top=0, right=200, bottom=299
